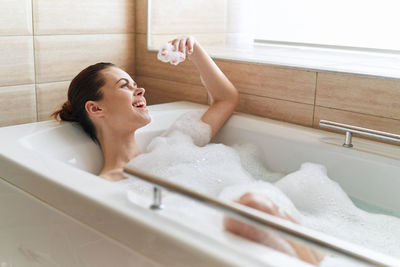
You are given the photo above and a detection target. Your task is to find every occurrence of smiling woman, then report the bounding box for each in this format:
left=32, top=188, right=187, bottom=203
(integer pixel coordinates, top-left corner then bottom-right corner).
left=52, top=62, right=152, bottom=181
left=52, top=36, right=239, bottom=181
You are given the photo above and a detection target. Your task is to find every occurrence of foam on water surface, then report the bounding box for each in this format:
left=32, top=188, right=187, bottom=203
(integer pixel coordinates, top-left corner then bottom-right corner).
left=122, top=110, right=400, bottom=264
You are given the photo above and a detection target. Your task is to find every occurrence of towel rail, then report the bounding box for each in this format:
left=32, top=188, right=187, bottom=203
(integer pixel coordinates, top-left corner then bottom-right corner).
left=124, top=166, right=400, bottom=267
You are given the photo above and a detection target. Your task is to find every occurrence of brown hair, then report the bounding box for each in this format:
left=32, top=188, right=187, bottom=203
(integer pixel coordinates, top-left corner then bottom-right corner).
left=52, top=62, right=115, bottom=142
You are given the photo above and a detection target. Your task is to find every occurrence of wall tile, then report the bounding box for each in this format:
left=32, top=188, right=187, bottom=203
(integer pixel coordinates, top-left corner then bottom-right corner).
left=0, top=36, right=35, bottom=87
left=33, top=0, right=135, bottom=35
left=237, top=93, right=314, bottom=126
left=218, top=61, right=316, bottom=104
left=0, top=84, right=36, bottom=127
left=36, top=81, right=70, bottom=121
left=135, top=76, right=208, bottom=105
left=0, top=0, right=32, bottom=36
left=150, top=0, right=226, bottom=34
left=35, top=34, right=135, bottom=83
left=314, top=106, right=400, bottom=135
left=137, top=33, right=315, bottom=105
left=316, top=72, right=400, bottom=120
left=135, top=0, right=148, bottom=34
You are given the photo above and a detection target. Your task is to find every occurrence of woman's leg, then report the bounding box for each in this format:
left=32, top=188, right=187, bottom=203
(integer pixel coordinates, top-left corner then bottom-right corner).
left=224, top=192, right=324, bottom=265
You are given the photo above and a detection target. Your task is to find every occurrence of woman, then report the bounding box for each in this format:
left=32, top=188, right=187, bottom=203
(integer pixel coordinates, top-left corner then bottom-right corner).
left=53, top=36, right=322, bottom=265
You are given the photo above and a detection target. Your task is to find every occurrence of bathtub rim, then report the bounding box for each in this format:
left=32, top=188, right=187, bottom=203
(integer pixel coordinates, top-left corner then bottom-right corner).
left=1, top=101, right=400, bottom=266
left=0, top=102, right=311, bottom=267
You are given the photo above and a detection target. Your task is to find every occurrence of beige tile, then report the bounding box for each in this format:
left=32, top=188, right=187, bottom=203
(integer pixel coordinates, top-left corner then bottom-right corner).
left=0, top=84, right=36, bottom=127
left=135, top=0, right=148, bottom=34
left=314, top=106, right=400, bottom=135
left=137, top=33, right=316, bottom=105
left=218, top=61, right=316, bottom=104
left=0, top=0, right=32, bottom=35
left=0, top=36, right=35, bottom=87
left=316, top=72, right=400, bottom=120
left=237, top=93, right=314, bottom=126
left=33, top=0, right=135, bottom=35
left=136, top=34, right=201, bottom=85
left=135, top=76, right=208, bottom=105
left=35, top=34, right=135, bottom=83
left=36, top=81, right=70, bottom=121
left=150, top=0, right=227, bottom=35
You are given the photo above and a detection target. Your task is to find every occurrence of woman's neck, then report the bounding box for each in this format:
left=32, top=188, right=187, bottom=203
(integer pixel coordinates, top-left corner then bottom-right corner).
left=97, top=128, right=140, bottom=181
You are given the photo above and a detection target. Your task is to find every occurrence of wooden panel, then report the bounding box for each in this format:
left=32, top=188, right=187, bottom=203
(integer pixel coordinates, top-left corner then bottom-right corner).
left=135, top=76, right=208, bottom=105
left=314, top=106, right=400, bottom=135
left=135, top=0, right=147, bottom=34
left=217, top=61, right=316, bottom=104
left=33, top=0, right=135, bottom=35
left=36, top=81, right=70, bottom=121
left=0, top=36, right=34, bottom=87
left=316, top=72, right=400, bottom=120
left=150, top=0, right=226, bottom=34
left=0, top=0, right=32, bottom=35
left=135, top=33, right=201, bottom=85
left=137, top=33, right=316, bottom=105
left=35, top=34, right=135, bottom=83
left=237, top=93, right=314, bottom=126
left=0, top=84, right=36, bottom=127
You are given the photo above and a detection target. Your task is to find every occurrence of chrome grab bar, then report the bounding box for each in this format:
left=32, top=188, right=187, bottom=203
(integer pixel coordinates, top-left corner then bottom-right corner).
left=124, top=166, right=400, bottom=267
left=319, top=120, right=400, bottom=147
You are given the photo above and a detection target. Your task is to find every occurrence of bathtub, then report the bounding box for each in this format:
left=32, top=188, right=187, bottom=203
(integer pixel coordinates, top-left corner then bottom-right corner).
left=0, top=101, right=399, bottom=266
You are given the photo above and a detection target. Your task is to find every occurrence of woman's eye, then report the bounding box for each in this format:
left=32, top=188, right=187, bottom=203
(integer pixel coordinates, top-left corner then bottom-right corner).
left=122, top=83, right=129, bottom=88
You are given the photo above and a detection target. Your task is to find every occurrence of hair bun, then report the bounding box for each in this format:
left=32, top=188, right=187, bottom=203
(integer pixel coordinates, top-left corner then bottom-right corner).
left=53, top=100, right=77, bottom=121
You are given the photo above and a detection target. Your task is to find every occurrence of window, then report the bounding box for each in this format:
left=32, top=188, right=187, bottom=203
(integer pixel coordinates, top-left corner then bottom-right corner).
left=254, top=0, right=400, bottom=52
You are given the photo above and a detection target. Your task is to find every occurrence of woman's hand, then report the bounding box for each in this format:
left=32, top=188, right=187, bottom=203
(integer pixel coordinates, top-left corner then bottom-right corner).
left=169, top=36, right=197, bottom=56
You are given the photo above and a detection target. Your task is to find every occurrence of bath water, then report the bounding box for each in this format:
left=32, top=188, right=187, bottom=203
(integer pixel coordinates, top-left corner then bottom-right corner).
left=123, top=111, right=400, bottom=263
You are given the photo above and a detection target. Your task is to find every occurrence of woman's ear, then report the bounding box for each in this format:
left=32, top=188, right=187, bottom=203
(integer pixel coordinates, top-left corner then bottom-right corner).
left=85, top=101, right=104, bottom=118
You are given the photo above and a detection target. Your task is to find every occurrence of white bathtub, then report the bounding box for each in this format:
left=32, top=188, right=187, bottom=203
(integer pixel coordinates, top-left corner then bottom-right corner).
left=0, top=101, right=399, bottom=266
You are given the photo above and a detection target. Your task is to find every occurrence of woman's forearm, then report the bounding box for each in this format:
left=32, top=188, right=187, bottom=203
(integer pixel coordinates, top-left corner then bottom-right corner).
left=188, top=42, right=239, bottom=104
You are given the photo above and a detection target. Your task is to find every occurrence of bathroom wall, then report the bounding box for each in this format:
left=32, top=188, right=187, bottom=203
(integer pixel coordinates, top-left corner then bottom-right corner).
left=136, top=0, right=400, bottom=135
left=2, top=0, right=399, bottom=137
left=0, top=0, right=135, bottom=127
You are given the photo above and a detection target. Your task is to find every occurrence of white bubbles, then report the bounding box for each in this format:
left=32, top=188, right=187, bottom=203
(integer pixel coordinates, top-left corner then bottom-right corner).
left=127, top=111, right=254, bottom=196
left=276, top=162, right=400, bottom=258
left=123, top=111, right=400, bottom=261
left=157, top=42, right=186, bottom=66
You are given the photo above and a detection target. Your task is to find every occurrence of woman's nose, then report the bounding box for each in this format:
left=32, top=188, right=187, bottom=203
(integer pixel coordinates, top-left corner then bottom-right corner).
left=134, top=87, right=145, bottom=96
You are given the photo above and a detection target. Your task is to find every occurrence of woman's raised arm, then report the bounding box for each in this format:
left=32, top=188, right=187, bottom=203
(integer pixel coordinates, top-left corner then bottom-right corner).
left=170, top=36, right=239, bottom=139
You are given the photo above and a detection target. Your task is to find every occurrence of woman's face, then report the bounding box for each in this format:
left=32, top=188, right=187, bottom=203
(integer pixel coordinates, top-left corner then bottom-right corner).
left=96, top=67, right=151, bottom=131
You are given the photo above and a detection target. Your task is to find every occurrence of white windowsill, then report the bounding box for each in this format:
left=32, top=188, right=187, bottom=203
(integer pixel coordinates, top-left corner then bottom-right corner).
left=149, top=42, right=400, bottom=81
left=205, top=43, right=400, bottom=80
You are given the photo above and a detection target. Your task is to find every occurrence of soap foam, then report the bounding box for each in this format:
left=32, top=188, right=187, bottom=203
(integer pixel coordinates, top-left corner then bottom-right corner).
left=157, top=42, right=186, bottom=66
left=275, top=163, right=400, bottom=258
left=123, top=111, right=400, bottom=262
left=127, top=111, right=253, bottom=196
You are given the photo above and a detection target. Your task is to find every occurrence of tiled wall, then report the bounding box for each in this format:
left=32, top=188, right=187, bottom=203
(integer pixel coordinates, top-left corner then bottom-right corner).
left=2, top=0, right=400, bottom=137
left=0, top=0, right=135, bottom=126
left=149, top=0, right=227, bottom=48
left=137, top=0, right=400, bottom=135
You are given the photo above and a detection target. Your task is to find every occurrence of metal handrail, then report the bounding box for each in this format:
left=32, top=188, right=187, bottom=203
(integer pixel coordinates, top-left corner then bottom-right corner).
left=319, top=120, right=400, bottom=147
left=124, top=166, right=400, bottom=267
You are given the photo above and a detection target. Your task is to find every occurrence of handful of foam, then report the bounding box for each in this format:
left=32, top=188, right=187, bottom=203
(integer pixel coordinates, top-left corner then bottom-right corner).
left=157, top=42, right=186, bottom=66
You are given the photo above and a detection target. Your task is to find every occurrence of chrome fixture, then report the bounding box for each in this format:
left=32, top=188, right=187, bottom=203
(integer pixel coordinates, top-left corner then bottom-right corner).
left=124, top=165, right=400, bottom=267
left=150, top=185, right=163, bottom=210
left=319, top=120, right=400, bottom=147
